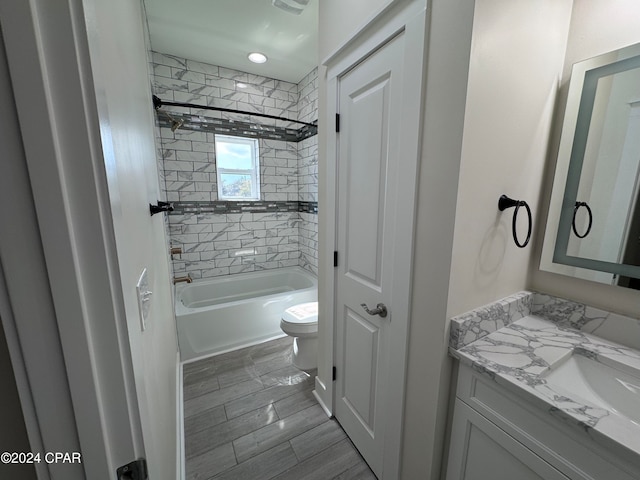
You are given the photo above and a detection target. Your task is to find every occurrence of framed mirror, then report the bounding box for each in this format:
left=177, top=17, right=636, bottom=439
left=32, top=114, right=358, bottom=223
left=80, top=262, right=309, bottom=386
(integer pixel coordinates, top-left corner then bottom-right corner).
left=541, top=42, right=640, bottom=288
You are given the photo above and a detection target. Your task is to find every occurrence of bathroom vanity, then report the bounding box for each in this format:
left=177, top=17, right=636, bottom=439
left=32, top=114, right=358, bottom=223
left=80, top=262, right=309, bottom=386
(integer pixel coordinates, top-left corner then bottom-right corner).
left=446, top=292, right=640, bottom=480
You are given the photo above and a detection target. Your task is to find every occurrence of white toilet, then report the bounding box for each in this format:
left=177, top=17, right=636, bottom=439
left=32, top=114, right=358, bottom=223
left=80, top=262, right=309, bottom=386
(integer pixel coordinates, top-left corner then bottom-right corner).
left=280, top=302, right=318, bottom=370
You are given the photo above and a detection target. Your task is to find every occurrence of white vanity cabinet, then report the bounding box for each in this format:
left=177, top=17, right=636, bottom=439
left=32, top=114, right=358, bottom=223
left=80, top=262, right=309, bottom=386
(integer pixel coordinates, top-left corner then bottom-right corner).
left=447, top=399, right=570, bottom=480
left=446, top=364, right=639, bottom=480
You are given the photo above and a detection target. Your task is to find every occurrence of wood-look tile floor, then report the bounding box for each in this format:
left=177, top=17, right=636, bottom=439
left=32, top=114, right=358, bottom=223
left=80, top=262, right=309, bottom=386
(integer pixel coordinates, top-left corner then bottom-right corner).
left=183, top=336, right=377, bottom=480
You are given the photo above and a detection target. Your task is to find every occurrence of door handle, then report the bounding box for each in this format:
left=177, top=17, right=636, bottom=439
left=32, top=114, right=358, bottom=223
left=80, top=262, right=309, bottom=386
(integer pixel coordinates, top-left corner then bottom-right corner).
left=361, top=303, right=388, bottom=318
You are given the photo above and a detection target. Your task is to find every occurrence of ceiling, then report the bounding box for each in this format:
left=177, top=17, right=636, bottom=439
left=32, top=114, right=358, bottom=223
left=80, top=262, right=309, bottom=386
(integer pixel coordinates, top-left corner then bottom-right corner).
left=144, top=0, right=318, bottom=84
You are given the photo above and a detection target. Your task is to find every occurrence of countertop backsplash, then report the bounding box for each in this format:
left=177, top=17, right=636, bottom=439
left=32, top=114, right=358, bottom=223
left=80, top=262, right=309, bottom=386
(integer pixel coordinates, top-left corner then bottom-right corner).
left=450, top=290, right=640, bottom=351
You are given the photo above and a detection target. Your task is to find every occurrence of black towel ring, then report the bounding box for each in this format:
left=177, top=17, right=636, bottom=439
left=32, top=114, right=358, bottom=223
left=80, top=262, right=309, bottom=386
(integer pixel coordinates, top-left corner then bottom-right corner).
left=498, top=194, right=532, bottom=248
left=572, top=201, right=593, bottom=238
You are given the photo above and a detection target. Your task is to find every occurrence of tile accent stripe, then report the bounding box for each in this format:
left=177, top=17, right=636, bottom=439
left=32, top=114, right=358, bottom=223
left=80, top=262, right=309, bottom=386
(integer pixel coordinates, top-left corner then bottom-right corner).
left=158, top=114, right=317, bottom=143
left=169, top=200, right=318, bottom=215
left=297, top=201, right=318, bottom=214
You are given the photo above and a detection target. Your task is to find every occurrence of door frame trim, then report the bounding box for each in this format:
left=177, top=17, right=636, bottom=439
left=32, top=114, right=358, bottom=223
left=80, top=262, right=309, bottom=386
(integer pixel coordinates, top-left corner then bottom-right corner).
left=322, top=1, right=428, bottom=477
left=0, top=0, right=144, bottom=477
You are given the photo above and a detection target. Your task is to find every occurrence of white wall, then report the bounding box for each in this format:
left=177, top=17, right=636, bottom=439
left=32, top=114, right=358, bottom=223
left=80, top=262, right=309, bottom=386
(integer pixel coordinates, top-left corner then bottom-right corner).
left=532, top=0, right=640, bottom=315
left=447, top=0, right=573, bottom=317
left=319, top=0, right=394, bottom=60
left=82, top=0, right=179, bottom=477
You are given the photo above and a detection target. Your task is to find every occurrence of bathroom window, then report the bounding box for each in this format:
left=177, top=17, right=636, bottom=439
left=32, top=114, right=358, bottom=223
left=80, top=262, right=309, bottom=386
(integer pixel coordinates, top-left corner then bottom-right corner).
left=214, top=135, right=261, bottom=201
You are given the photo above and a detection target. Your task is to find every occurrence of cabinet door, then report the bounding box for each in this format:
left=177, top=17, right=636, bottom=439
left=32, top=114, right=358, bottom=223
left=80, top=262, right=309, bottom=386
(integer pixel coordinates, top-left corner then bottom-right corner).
left=446, top=400, right=570, bottom=480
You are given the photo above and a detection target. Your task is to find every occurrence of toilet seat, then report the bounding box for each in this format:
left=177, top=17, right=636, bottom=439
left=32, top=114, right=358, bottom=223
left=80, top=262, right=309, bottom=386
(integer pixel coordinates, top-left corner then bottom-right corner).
left=281, top=302, right=318, bottom=336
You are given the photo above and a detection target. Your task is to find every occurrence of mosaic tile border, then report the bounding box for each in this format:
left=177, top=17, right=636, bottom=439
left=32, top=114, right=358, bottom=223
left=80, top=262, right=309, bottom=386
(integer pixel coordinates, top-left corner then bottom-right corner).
left=169, top=200, right=318, bottom=215
left=298, top=201, right=318, bottom=214
left=158, top=114, right=317, bottom=143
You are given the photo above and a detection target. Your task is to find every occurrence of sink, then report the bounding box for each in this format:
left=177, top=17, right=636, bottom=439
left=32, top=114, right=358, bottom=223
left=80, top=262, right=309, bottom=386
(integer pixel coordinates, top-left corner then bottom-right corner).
left=542, top=352, right=640, bottom=425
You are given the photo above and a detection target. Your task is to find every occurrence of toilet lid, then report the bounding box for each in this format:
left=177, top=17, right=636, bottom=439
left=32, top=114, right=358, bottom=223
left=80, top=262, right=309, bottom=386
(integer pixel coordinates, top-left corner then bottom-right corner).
left=282, top=302, right=318, bottom=325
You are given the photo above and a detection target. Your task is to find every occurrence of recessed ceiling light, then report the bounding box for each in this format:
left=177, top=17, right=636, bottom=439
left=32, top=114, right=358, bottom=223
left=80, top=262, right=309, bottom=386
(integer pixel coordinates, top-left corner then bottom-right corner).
left=248, top=52, right=268, bottom=64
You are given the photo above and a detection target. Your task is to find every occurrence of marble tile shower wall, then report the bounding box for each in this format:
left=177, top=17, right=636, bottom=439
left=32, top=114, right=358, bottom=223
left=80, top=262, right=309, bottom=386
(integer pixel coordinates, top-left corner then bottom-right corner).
left=151, top=52, right=318, bottom=278
left=296, top=68, right=318, bottom=276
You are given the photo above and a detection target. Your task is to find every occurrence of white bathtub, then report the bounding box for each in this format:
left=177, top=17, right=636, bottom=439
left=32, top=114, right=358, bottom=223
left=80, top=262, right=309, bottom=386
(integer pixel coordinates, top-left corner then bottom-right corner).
left=175, top=267, right=317, bottom=362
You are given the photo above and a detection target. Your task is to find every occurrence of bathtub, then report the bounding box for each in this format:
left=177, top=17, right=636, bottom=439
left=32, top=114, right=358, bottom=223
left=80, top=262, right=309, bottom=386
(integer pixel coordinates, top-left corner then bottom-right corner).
left=175, top=267, right=317, bottom=362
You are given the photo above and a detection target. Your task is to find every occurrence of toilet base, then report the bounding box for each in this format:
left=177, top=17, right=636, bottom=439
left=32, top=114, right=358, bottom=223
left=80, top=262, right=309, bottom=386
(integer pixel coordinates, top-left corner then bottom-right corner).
left=292, top=336, right=317, bottom=371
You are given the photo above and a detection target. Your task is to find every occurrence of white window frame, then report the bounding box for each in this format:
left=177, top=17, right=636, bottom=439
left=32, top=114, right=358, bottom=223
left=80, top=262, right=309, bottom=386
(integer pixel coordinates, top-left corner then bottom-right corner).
left=215, top=134, right=261, bottom=201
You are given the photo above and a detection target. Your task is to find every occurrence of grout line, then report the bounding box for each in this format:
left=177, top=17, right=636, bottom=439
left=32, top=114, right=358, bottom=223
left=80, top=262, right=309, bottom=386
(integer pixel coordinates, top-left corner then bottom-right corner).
left=272, top=401, right=281, bottom=422
left=288, top=439, right=302, bottom=463
left=230, top=439, right=240, bottom=467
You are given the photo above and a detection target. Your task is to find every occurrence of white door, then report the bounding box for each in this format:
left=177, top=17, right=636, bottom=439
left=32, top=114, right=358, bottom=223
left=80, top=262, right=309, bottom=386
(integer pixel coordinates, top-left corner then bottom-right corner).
left=334, top=32, right=407, bottom=477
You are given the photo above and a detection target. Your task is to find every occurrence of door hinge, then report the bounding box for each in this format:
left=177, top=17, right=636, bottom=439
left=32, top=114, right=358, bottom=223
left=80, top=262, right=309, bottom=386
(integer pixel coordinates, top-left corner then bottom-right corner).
left=333, top=251, right=338, bottom=267
left=117, top=458, right=148, bottom=480
left=335, top=113, right=340, bottom=133
left=333, top=366, right=337, bottom=381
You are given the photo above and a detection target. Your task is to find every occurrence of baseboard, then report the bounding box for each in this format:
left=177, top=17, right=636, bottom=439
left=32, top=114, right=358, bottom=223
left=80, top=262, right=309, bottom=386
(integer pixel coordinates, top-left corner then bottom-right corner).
left=313, top=376, right=332, bottom=417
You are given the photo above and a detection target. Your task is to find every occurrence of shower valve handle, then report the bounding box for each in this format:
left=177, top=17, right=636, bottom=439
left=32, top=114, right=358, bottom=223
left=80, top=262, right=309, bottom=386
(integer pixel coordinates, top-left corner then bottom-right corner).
left=361, top=303, right=388, bottom=318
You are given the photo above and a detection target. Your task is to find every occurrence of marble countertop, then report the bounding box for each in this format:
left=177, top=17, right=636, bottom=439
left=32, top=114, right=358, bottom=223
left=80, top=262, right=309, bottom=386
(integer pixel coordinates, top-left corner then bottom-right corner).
left=449, top=291, right=640, bottom=465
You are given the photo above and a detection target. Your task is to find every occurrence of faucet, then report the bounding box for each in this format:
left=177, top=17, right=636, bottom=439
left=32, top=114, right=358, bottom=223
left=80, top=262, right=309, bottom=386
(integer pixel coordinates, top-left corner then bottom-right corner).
left=173, top=274, right=192, bottom=284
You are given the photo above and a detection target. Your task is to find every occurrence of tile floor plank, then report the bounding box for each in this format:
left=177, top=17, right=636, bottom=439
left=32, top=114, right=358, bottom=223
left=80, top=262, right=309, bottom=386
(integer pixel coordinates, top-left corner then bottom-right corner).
left=273, top=387, right=317, bottom=419
left=289, top=419, right=347, bottom=461
left=184, top=374, right=220, bottom=402
left=260, top=365, right=314, bottom=387
left=186, top=404, right=279, bottom=459
left=185, top=442, right=236, bottom=480
left=233, top=404, right=328, bottom=463
left=272, top=438, right=363, bottom=480
left=211, top=442, right=298, bottom=480
left=253, top=353, right=293, bottom=376
left=183, top=363, right=219, bottom=388
left=184, top=378, right=263, bottom=418
left=223, top=379, right=313, bottom=420
left=183, top=337, right=376, bottom=480
left=215, top=364, right=262, bottom=389
left=332, top=462, right=378, bottom=480
left=184, top=404, right=227, bottom=437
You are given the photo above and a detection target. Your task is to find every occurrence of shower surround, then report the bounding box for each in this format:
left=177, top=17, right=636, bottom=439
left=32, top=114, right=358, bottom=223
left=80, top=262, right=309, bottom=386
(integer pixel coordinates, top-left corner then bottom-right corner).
left=151, top=52, right=318, bottom=279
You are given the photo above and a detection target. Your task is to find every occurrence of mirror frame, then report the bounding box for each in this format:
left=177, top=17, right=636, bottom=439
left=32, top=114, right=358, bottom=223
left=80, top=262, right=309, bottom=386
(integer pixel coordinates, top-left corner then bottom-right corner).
left=541, top=42, right=640, bottom=281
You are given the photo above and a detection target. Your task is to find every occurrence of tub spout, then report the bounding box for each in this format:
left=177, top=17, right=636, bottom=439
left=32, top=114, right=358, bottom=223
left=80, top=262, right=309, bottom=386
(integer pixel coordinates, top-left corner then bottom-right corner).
left=173, top=274, right=192, bottom=284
